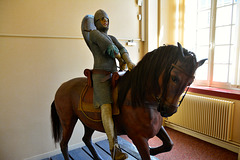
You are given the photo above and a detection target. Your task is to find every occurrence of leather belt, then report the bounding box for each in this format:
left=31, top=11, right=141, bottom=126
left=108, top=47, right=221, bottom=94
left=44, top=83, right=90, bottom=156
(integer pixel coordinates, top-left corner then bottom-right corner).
left=92, top=69, right=112, bottom=82
left=92, top=69, right=112, bottom=75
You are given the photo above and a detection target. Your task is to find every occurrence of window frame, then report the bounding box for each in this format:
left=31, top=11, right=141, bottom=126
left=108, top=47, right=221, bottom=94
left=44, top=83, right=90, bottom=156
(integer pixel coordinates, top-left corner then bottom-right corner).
left=190, top=0, right=239, bottom=89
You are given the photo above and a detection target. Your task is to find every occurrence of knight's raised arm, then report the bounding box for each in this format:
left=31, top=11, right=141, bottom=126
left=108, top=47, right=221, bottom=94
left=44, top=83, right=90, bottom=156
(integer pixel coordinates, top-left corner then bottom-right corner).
left=109, top=35, right=135, bottom=71
left=90, top=30, right=120, bottom=58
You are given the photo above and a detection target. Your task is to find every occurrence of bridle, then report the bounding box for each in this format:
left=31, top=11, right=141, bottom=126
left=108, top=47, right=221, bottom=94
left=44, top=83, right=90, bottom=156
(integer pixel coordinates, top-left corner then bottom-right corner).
left=155, top=63, right=194, bottom=109
left=171, top=63, right=194, bottom=106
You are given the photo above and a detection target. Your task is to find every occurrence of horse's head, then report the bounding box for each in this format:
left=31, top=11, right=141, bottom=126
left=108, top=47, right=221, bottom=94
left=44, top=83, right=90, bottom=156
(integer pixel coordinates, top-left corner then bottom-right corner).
left=117, top=43, right=207, bottom=117
left=157, top=43, right=207, bottom=117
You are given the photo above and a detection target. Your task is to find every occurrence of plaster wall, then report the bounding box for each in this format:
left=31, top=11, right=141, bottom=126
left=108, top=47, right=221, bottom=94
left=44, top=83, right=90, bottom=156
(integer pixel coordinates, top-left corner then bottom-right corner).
left=0, top=0, right=141, bottom=159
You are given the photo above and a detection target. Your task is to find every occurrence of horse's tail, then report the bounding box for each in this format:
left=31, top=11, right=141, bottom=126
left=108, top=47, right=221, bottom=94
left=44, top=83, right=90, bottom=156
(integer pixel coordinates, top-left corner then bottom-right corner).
left=51, top=101, right=62, bottom=144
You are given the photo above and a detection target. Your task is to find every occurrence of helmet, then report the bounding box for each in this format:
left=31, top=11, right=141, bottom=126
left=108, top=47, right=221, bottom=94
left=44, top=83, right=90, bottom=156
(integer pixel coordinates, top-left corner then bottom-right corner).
left=94, top=9, right=109, bottom=32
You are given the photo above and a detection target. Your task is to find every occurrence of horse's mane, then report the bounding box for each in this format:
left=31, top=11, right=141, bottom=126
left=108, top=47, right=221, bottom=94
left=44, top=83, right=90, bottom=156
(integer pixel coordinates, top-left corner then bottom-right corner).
left=117, top=45, right=197, bottom=108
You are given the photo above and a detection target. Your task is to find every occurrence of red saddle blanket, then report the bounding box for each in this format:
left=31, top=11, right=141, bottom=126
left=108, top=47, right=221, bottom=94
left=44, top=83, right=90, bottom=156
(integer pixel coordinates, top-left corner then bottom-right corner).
left=78, top=69, right=125, bottom=116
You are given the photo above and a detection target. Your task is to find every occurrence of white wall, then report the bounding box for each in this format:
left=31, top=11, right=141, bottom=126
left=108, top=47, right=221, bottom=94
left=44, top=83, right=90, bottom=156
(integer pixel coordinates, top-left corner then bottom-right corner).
left=147, top=0, right=159, bottom=52
left=0, top=0, right=141, bottom=159
left=159, top=0, right=179, bottom=46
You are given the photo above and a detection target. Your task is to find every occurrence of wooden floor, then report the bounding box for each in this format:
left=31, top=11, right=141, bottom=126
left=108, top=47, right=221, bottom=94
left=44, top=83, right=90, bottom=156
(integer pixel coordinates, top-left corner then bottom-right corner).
left=45, top=137, right=159, bottom=160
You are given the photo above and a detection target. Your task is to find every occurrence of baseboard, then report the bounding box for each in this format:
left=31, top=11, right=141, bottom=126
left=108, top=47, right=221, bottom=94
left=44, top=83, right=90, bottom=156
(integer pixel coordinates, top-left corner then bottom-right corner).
left=239, top=149, right=240, bottom=160
left=165, top=122, right=240, bottom=154
left=24, top=135, right=107, bottom=160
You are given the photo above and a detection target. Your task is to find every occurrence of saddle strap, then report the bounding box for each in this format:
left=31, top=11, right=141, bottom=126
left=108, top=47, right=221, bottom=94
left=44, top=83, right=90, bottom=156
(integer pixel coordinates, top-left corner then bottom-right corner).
left=79, top=84, right=102, bottom=122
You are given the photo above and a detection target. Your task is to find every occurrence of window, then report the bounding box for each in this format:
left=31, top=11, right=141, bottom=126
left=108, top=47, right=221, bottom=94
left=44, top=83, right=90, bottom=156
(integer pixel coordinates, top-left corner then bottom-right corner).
left=184, top=0, right=240, bottom=89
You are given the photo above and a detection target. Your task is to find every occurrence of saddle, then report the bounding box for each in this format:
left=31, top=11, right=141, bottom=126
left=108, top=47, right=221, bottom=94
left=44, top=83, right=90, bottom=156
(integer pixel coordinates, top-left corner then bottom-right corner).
left=78, top=69, right=125, bottom=120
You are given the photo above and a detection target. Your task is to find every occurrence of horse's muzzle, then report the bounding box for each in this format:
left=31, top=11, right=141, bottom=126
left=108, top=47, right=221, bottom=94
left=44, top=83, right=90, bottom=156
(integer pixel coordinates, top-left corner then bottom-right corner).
left=158, top=103, right=178, bottom=117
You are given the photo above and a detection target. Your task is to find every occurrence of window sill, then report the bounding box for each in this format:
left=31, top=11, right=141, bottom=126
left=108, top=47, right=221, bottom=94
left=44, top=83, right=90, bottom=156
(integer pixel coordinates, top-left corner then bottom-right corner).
left=188, top=85, right=240, bottom=101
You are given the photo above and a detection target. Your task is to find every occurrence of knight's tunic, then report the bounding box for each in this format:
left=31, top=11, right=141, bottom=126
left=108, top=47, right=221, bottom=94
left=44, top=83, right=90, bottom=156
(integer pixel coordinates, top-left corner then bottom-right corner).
left=89, top=30, right=127, bottom=108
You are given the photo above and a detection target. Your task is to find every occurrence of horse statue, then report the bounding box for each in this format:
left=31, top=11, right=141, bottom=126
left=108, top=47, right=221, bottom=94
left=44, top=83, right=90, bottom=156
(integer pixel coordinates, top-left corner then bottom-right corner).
left=51, top=43, right=207, bottom=160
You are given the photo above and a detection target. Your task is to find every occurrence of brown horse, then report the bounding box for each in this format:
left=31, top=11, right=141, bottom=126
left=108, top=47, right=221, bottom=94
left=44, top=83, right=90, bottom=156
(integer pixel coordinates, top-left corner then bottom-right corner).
left=51, top=43, right=206, bottom=160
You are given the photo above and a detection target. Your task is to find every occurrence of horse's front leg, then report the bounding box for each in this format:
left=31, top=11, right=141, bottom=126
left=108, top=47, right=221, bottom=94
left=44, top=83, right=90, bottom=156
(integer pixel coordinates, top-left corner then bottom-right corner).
left=130, top=135, right=151, bottom=160
left=150, top=126, right=174, bottom=155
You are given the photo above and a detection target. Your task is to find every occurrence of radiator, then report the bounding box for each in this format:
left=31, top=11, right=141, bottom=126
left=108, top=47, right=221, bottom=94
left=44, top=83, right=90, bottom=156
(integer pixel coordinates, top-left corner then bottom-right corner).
left=166, top=94, right=235, bottom=141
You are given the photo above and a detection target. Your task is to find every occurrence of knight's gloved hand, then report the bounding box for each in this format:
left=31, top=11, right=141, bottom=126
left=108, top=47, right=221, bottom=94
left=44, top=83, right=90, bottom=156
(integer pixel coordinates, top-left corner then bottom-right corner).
left=127, top=62, right=135, bottom=71
left=122, top=53, right=135, bottom=71
left=119, top=59, right=127, bottom=71
left=107, top=44, right=120, bottom=59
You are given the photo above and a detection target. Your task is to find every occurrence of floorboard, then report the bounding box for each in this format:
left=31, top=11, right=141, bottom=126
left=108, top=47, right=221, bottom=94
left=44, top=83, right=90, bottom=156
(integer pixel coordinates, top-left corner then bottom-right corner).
left=118, top=137, right=159, bottom=160
left=95, top=139, right=137, bottom=160
left=48, top=137, right=158, bottom=160
left=82, top=144, right=111, bottom=160
left=50, top=154, right=65, bottom=160
left=69, top=147, right=92, bottom=160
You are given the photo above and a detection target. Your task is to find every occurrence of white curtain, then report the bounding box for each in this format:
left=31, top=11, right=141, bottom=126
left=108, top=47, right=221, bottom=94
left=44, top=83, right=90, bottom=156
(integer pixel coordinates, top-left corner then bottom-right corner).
left=235, top=0, right=240, bottom=86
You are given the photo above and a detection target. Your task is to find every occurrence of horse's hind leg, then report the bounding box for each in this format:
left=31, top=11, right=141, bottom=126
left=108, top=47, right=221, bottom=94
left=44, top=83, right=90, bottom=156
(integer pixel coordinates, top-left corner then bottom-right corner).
left=60, top=117, right=78, bottom=160
left=150, top=126, right=174, bottom=155
left=82, top=124, right=103, bottom=160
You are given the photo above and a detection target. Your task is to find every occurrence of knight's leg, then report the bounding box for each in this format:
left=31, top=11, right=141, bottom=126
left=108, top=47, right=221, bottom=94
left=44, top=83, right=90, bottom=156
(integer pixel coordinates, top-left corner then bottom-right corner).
left=150, top=126, right=174, bottom=155
left=101, top=104, right=128, bottom=160
left=82, top=124, right=102, bottom=160
left=101, top=104, right=114, bottom=148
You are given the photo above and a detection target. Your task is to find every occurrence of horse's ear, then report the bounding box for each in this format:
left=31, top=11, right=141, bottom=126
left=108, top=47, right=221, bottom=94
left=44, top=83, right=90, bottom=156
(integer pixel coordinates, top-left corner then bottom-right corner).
left=177, top=42, right=185, bottom=59
left=197, top=58, right=208, bottom=68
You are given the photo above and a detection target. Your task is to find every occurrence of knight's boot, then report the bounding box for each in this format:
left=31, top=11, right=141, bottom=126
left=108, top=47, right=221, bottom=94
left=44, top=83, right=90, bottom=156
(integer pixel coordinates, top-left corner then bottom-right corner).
left=101, top=104, right=128, bottom=160
left=111, top=144, right=128, bottom=160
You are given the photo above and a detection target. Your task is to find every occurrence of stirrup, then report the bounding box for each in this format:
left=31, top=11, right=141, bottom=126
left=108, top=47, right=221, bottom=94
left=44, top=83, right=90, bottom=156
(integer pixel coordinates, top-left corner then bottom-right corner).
left=111, top=144, right=128, bottom=160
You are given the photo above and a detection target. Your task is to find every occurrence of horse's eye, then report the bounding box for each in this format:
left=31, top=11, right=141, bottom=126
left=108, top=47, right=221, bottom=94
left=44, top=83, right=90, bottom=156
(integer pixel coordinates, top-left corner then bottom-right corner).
left=171, top=76, right=179, bottom=83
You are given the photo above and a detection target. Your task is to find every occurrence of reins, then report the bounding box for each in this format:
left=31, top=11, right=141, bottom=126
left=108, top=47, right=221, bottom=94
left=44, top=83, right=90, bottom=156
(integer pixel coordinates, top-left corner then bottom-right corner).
left=178, top=86, right=189, bottom=106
